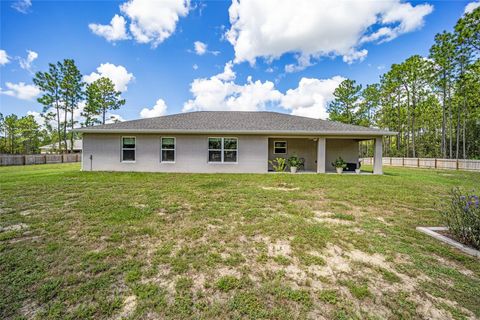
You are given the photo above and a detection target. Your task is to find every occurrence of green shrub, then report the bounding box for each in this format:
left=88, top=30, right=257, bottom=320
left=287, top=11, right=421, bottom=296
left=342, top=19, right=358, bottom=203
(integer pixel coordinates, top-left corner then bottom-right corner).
left=287, top=154, right=304, bottom=169
left=331, top=157, right=347, bottom=169
left=269, top=157, right=287, bottom=172
left=441, top=188, right=479, bottom=249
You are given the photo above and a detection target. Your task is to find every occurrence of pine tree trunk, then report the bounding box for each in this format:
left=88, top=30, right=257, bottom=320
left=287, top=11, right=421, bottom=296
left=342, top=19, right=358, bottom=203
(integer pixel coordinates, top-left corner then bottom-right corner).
left=70, top=104, right=74, bottom=153
left=441, top=78, right=447, bottom=158
left=63, top=104, right=68, bottom=154
left=448, top=86, right=453, bottom=159
left=56, top=104, right=61, bottom=154
left=462, top=101, right=466, bottom=159
left=456, top=105, right=460, bottom=159
left=397, top=93, right=401, bottom=152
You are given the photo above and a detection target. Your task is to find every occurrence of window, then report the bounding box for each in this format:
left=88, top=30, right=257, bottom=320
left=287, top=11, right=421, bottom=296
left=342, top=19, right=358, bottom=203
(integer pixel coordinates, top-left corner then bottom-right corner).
left=122, top=137, right=135, bottom=162
left=208, top=137, right=238, bottom=163
left=273, top=141, right=287, bottom=154
left=161, top=137, right=175, bottom=162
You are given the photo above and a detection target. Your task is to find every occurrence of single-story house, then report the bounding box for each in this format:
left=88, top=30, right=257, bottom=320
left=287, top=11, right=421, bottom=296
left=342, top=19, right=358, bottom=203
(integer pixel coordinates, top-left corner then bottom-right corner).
left=76, top=111, right=395, bottom=174
left=39, top=139, right=83, bottom=154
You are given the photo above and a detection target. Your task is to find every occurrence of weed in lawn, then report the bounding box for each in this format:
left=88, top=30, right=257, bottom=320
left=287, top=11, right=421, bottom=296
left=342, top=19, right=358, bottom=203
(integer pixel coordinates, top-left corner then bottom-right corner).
left=318, top=289, right=339, bottom=304
left=216, top=276, right=242, bottom=292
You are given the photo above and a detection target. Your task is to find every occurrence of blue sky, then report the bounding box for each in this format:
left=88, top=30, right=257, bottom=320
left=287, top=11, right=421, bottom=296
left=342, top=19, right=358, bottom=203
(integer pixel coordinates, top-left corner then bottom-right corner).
left=0, top=0, right=477, bottom=124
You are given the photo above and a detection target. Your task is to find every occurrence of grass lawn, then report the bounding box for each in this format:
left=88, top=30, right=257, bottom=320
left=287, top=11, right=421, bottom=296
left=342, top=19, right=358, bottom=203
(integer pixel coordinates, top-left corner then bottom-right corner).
left=1, top=163, right=479, bottom=319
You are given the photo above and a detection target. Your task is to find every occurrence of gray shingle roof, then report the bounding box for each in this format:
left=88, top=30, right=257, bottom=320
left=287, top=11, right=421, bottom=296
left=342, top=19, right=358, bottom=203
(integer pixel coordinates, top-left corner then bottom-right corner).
left=77, top=111, right=395, bottom=136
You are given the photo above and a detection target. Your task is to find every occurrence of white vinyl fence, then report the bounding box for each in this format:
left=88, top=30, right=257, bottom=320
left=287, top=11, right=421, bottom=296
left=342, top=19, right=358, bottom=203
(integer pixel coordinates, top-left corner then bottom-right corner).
left=361, top=157, right=480, bottom=171
left=0, top=154, right=81, bottom=166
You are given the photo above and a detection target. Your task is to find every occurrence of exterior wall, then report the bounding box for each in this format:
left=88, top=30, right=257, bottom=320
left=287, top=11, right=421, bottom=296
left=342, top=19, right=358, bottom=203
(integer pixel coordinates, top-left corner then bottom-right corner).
left=268, top=138, right=317, bottom=171
left=325, top=139, right=359, bottom=172
left=82, top=133, right=268, bottom=173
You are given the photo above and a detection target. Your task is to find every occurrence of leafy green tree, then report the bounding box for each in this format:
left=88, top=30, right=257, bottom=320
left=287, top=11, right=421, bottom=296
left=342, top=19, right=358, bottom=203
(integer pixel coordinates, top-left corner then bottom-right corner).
left=455, top=7, right=480, bottom=53
left=430, top=31, right=456, bottom=158
left=17, top=115, right=41, bottom=154
left=3, top=114, right=18, bottom=154
left=83, top=77, right=125, bottom=125
left=33, top=63, right=64, bottom=151
left=0, top=114, right=44, bottom=154
left=393, top=56, right=433, bottom=157
left=59, top=59, right=84, bottom=152
left=327, top=79, right=362, bottom=125
left=358, top=83, right=381, bottom=127
left=453, top=35, right=474, bottom=159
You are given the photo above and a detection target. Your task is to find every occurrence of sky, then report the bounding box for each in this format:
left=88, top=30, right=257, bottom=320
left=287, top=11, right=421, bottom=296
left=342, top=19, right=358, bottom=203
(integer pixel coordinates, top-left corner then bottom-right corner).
left=0, top=0, right=478, bottom=125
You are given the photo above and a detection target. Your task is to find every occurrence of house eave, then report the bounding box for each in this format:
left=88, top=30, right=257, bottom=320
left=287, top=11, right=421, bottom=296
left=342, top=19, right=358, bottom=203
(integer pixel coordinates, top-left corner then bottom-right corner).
left=75, top=128, right=396, bottom=136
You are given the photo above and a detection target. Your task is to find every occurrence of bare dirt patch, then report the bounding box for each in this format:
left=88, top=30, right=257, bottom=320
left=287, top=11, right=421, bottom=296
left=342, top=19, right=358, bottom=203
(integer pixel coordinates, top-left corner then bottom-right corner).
left=267, top=239, right=292, bottom=257
left=310, top=211, right=354, bottom=225
left=115, top=295, right=137, bottom=320
left=261, top=186, right=300, bottom=191
left=0, top=223, right=29, bottom=232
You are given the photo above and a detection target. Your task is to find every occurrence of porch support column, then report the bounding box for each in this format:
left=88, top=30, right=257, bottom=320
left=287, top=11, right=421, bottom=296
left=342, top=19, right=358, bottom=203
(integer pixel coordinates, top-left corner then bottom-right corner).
left=373, top=137, right=383, bottom=175
left=317, top=137, right=326, bottom=173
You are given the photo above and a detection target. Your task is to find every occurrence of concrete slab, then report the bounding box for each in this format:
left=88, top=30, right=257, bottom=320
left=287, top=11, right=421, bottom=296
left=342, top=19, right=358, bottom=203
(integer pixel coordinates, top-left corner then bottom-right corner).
left=416, top=226, right=480, bottom=258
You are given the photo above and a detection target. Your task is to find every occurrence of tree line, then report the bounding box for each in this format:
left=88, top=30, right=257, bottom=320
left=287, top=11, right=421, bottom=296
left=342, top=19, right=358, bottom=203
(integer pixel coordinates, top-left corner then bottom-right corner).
left=328, top=8, right=480, bottom=159
left=0, top=60, right=125, bottom=154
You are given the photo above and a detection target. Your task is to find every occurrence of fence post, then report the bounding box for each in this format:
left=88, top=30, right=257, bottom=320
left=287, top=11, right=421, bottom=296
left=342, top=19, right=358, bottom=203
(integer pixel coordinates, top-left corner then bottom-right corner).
left=434, top=158, right=437, bottom=169
left=456, top=159, right=459, bottom=170
left=402, top=157, right=405, bottom=167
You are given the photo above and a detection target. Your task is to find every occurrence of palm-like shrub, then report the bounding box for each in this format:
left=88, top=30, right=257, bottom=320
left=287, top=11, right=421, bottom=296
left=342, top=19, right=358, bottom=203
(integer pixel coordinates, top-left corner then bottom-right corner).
left=269, top=157, right=287, bottom=172
left=441, top=188, right=480, bottom=249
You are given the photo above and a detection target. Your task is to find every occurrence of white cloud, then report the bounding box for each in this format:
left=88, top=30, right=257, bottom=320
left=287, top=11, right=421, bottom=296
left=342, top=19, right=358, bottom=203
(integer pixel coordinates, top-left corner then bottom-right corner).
left=183, top=62, right=282, bottom=112
left=89, top=14, right=129, bottom=42
left=0, top=82, right=41, bottom=100
left=27, top=111, right=45, bottom=127
left=192, top=41, right=219, bottom=56
left=140, top=98, right=168, bottom=118
left=465, top=1, right=480, bottom=14
left=183, top=61, right=344, bottom=119
left=11, top=0, right=31, bottom=13
left=84, top=63, right=134, bottom=92
left=193, top=64, right=198, bottom=70
left=106, top=114, right=126, bottom=124
left=216, top=61, right=236, bottom=81
left=285, top=55, right=313, bottom=73
left=280, top=76, right=345, bottom=119
left=18, top=50, right=38, bottom=73
left=120, top=0, right=190, bottom=47
left=0, top=50, right=10, bottom=65
left=342, top=49, right=368, bottom=64
left=194, top=41, right=207, bottom=55
left=226, top=0, right=433, bottom=67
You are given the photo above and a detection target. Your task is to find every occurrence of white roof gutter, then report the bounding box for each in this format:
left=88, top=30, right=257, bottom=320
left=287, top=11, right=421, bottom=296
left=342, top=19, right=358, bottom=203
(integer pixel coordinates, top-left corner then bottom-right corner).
left=75, top=128, right=397, bottom=136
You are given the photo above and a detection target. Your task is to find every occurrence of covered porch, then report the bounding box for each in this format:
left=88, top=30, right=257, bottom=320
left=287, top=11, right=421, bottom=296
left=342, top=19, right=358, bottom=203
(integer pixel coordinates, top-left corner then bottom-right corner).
left=267, top=136, right=383, bottom=174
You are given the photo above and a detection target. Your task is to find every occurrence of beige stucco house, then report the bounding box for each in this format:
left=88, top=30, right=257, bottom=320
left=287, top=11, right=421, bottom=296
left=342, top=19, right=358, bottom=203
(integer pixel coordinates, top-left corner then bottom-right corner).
left=76, top=111, right=394, bottom=174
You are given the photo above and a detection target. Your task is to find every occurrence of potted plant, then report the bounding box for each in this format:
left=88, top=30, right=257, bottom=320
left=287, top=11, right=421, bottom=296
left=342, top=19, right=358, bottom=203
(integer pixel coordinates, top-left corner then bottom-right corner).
left=331, top=157, right=347, bottom=174
left=355, top=160, right=362, bottom=174
left=269, top=157, right=287, bottom=172
left=287, top=155, right=304, bottom=173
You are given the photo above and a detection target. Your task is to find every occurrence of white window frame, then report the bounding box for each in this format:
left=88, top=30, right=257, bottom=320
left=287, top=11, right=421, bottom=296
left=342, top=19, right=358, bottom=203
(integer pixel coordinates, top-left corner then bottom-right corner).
left=160, top=137, right=176, bottom=163
left=121, top=136, right=136, bottom=163
left=208, top=137, right=238, bottom=164
left=273, top=140, right=287, bottom=155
